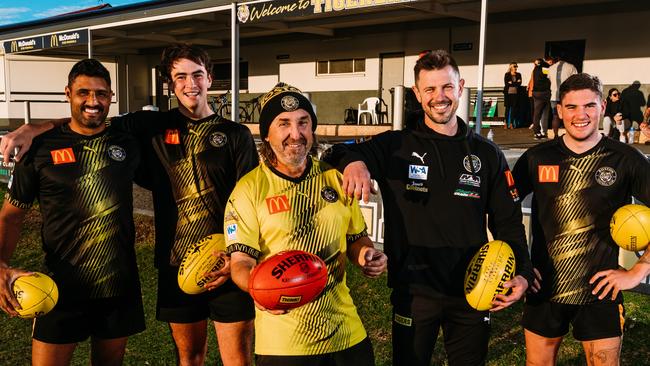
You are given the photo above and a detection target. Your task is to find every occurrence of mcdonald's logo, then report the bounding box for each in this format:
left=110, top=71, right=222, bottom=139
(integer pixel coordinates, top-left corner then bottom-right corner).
left=10, top=41, right=18, bottom=53
left=50, top=34, right=59, bottom=48
left=504, top=169, right=515, bottom=187
left=538, top=165, right=559, bottom=183
left=164, top=129, right=181, bottom=145
left=266, top=195, right=290, bottom=214
left=50, top=148, right=76, bottom=165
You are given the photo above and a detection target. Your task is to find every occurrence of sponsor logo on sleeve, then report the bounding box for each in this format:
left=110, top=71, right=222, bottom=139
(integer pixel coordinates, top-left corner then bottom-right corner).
left=50, top=148, right=76, bottom=165
left=504, top=169, right=520, bottom=202
left=408, top=165, right=428, bottom=180
left=538, top=165, right=559, bottom=183
left=226, top=223, right=237, bottom=241
left=266, top=195, right=290, bottom=214
left=454, top=189, right=481, bottom=199
left=164, top=129, right=181, bottom=145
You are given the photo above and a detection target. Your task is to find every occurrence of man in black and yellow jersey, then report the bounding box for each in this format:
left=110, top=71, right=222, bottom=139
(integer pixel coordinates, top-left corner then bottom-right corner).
left=513, top=73, right=650, bottom=365
left=0, top=59, right=144, bottom=365
left=0, top=44, right=257, bottom=366
left=226, top=83, right=387, bottom=366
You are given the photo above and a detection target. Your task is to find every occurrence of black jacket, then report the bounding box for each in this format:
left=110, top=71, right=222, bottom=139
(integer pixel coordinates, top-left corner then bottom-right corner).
left=532, top=63, right=551, bottom=92
left=325, top=118, right=534, bottom=296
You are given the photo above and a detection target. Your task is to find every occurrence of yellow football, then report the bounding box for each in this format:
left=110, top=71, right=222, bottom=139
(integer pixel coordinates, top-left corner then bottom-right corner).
left=12, top=272, right=59, bottom=319
left=610, top=204, right=650, bottom=252
left=464, top=240, right=516, bottom=311
left=178, top=234, right=227, bottom=295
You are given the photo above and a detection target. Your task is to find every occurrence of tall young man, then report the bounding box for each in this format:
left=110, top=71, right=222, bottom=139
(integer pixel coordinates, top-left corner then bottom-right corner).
left=512, top=73, right=650, bottom=366
left=226, top=83, right=387, bottom=366
left=0, top=59, right=144, bottom=366
left=325, top=50, right=534, bottom=366
left=0, top=44, right=257, bottom=366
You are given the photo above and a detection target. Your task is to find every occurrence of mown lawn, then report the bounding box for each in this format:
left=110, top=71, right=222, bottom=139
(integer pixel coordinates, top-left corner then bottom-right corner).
left=1, top=209, right=649, bottom=365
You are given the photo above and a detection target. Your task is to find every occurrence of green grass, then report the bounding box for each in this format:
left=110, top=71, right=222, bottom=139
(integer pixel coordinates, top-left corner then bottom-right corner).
left=2, top=209, right=650, bottom=365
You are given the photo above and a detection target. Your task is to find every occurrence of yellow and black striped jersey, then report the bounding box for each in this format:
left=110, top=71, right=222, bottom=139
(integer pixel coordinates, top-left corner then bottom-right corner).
left=513, top=137, right=650, bottom=305
left=6, top=125, right=141, bottom=300
left=225, top=156, right=368, bottom=356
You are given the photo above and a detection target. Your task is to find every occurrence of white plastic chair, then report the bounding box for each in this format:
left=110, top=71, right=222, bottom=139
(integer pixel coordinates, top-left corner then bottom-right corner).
left=358, top=97, right=380, bottom=125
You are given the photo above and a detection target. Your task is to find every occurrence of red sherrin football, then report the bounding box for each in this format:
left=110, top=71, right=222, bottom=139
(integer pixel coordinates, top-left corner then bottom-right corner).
left=248, top=250, right=328, bottom=311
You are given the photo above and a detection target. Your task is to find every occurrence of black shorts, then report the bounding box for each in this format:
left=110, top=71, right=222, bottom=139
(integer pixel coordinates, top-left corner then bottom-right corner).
left=32, top=294, right=145, bottom=344
left=391, top=289, right=490, bottom=366
left=156, top=265, right=254, bottom=324
left=522, top=299, right=625, bottom=341
left=255, top=337, right=374, bottom=366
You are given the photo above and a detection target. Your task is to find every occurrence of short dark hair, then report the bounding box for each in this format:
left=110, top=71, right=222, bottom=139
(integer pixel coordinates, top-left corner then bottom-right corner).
left=160, top=43, right=212, bottom=81
left=68, top=59, right=111, bottom=87
left=414, top=49, right=459, bottom=82
left=559, top=73, right=603, bottom=103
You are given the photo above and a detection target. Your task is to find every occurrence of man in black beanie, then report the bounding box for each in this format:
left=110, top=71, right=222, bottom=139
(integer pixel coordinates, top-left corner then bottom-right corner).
left=226, top=82, right=387, bottom=366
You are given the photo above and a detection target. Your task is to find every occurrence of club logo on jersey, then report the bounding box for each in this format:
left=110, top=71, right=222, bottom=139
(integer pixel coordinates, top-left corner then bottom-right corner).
left=463, top=155, right=481, bottom=173
left=226, top=224, right=237, bottom=241
left=209, top=132, right=227, bottom=148
left=108, top=145, right=126, bottom=162
left=408, top=165, right=428, bottom=180
left=165, top=129, right=181, bottom=145
left=459, top=174, right=481, bottom=187
left=538, top=165, right=559, bottom=183
left=454, top=189, right=480, bottom=199
left=595, top=166, right=617, bottom=186
left=321, top=186, right=338, bottom=203
left=280, top=95, right=300, bottom=111
left=50, top=148, right=75, bottom=165
left=411, top=151, right=427, bottom=164
left=266, top=195, right=290, bottom=214
left=504, top=170, right=515, bottom=187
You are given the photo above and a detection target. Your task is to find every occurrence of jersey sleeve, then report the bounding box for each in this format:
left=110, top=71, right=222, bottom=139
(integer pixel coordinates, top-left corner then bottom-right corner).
left=5, top=155, right=38, bottom=209
left=628, top=149, right=650, bottom=204
left=224, top=177, right=261, bottom=259
left=487, top=148, right=534, bottom=285
left=232, top=125, right=259, bottom=180
left=512, top=150, right=534, bottom=199
left=108, top=111, right=160, bottom=138
left=346, top=198, right=368, bottom=245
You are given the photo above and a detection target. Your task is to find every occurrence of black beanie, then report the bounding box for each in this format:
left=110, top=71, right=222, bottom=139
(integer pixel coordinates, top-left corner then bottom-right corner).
left=258, top=82, right=317, bottom=139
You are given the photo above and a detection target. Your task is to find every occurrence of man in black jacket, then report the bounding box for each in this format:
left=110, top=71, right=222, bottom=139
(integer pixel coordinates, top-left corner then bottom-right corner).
left=325, top=49, right=533, bottom=366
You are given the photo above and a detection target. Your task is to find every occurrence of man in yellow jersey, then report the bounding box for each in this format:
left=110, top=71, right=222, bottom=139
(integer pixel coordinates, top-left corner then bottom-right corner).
left=225, top=83, right=387, bottom=366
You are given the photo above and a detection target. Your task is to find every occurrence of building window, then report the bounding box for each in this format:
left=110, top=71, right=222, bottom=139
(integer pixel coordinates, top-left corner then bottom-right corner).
left=317, top=58, right=365, bottom=75
left=212, top=62, right=249, bottom=90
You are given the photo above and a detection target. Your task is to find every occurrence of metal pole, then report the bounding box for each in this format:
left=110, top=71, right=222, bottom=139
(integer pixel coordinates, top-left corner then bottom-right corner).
left=231, top=2, right=240, bottom=123
left=87, top=29, right=93, bottom=59
left=392, top=85, right=404, bottom=130
left=23, top=101, right=30, bottom=124
left=474, top=0, right=487, bottom=134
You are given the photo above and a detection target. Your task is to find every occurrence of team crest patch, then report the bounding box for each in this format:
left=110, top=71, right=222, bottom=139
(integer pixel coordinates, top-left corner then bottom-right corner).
left=209, top=132, right=227, bottom=147
left=595, top=166, right=617, bottom=186
left=280, top=95, right=300, bottom=111
left=321, top=186, right=338, bottom=203
left=108, top=145, right=126, bottom=161
left=463, top=155, right=482, bottom=173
